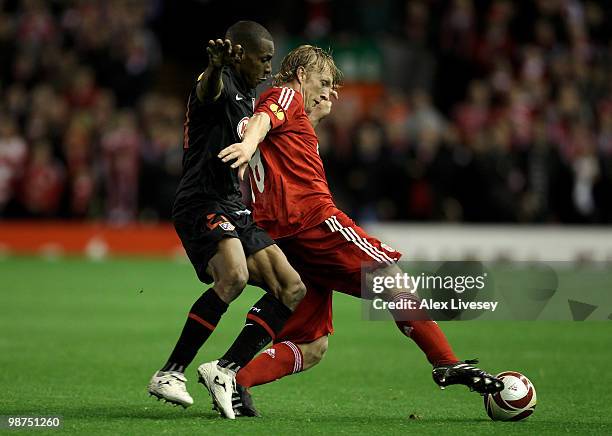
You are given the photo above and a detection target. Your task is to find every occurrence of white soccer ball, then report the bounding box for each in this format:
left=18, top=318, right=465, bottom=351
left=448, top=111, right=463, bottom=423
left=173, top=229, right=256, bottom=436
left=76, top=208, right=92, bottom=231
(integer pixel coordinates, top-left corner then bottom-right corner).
left=484, top=371, right=537, bottom=421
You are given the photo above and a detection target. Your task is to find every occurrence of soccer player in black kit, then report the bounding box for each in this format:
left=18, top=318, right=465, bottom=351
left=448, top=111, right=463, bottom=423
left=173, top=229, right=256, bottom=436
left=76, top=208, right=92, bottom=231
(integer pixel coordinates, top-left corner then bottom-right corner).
left=148, top=21, right=306, bottom=420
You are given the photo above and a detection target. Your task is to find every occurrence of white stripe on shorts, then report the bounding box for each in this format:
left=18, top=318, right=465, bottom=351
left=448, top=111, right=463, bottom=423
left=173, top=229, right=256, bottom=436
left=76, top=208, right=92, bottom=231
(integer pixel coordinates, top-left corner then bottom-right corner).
left=344, top=226, right=395, bottom=264
left=331, top=216, right=393, bottom=265
left=325, top=216, right=390, bottom=264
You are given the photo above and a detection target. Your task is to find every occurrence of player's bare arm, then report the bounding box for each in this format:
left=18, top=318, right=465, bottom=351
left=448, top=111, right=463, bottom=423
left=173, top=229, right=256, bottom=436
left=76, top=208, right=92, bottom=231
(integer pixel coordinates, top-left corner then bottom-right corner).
left=218, top=112, right=272, bottom=179
left=308, top=89, right=338, bottom=128
left=196, top=38, right=243, bottom=102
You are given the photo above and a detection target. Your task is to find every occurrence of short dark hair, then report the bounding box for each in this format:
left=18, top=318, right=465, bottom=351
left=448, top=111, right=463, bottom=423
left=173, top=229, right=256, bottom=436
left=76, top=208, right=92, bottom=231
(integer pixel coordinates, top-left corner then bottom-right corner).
left=225, top=21, right=272, bottom=52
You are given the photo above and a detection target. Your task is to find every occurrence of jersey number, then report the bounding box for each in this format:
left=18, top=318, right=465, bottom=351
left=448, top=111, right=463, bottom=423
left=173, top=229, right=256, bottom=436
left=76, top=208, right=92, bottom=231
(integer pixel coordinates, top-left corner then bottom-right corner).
left=249, top=148, right=265, bottom=201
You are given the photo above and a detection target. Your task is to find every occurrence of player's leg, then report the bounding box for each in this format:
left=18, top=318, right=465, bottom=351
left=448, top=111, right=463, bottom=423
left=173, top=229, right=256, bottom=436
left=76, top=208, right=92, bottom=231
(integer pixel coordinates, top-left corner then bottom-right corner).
left=210, top=336, right=328, bottom=418
left=235, top=273, right=333, bottom=385
left=149, top=213, right=248, bottom=408
left=225, top=338, right=328, bottom=417
left=200, top=244, right=306, bottom=386
left=228, top=276, right=333, bottom=416
left=270, top=214, right=456, bottom=366
left=336, top=215, right=502, bottom=393
left=236, top=335, right=328, bottom=389
left=212, top=225, right=307, bottom=371
left=197, top=272, right=327, bottom=417
left=284, top=212, right=503, bottom=394
left=299, top=335, right=329, bottom=370
left=218, top=252, right=335, bottom=380
left=198, top=221, right=307, bottom=419
left=245, top=243, right=306, bottom=310
left=160, top=237, right=248, bottom=373
left=369, top=263, right=459, bottom=366
left=372, top=263, right=503, bottom=393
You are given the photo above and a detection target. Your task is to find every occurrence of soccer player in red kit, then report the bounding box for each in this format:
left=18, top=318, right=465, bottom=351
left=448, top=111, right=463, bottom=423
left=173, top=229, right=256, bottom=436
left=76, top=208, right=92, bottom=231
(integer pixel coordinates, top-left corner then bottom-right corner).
left=219, top=45, right=503, bottom=411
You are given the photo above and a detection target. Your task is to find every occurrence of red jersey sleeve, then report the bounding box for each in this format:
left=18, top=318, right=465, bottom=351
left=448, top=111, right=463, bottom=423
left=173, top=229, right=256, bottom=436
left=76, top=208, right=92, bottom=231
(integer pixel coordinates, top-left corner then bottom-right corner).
left=255, top=87, right=301, bottom=130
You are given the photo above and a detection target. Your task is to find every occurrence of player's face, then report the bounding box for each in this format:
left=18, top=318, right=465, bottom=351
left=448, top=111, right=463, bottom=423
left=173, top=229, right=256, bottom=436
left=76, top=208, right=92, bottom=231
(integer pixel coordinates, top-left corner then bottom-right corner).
left=302, top=67, right=333, bottom=114
left=241, top=38, right=274, bottom=89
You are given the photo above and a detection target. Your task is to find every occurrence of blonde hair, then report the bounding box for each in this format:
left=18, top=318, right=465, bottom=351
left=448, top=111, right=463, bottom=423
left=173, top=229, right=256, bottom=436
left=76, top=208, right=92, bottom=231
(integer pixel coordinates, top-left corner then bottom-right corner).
left=273, top=45, right=343, bottom=87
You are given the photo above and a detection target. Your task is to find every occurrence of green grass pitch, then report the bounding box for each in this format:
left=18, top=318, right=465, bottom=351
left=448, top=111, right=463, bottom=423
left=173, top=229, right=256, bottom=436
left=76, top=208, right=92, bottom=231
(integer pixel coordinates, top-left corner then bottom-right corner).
left=1, top=256, right=611, bottom=435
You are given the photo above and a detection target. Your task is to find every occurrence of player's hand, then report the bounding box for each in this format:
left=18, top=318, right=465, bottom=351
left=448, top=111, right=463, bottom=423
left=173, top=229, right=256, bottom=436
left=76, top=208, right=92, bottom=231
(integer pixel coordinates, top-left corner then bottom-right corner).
left=218, top=143, right=253, bottom=180
left=309, top=90, right=338, bottom=125
left=207, top=39, right=242, bottom=68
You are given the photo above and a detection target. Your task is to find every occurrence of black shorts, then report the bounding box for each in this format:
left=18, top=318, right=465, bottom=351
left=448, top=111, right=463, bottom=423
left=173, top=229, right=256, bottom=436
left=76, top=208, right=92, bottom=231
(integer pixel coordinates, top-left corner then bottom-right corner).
left=174, top=207, right=275, bottom=284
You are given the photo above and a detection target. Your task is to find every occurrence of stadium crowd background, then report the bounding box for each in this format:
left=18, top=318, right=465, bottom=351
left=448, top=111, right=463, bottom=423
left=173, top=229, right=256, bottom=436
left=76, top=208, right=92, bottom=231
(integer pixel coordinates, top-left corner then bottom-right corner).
left=0, top=0, right=610, bottom=225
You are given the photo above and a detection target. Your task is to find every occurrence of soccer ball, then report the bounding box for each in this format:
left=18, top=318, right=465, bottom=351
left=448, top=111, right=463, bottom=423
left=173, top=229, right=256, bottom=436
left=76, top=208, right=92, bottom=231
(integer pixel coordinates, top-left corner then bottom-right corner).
left=484, top=371, right=537, bottom=421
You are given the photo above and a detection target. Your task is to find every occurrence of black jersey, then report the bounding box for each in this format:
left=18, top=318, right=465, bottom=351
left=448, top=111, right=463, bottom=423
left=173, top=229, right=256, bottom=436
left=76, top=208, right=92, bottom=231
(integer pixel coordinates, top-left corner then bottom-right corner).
left=173, top=67, right=255, bottom=217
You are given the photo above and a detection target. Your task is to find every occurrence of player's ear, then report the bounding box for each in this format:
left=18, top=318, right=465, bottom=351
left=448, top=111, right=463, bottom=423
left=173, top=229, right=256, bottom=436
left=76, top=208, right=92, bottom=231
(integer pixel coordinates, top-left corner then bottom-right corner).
left=296, top=66, right=306, bottom=84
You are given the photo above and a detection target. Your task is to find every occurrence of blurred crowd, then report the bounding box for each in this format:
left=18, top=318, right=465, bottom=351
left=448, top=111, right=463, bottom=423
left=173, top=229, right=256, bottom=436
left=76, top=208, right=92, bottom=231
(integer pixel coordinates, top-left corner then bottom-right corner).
left=0, top=0, right=610, bottom=224
left=314, top=0, right=611, bottom=223
left=0, top=0, right=181, bottom=223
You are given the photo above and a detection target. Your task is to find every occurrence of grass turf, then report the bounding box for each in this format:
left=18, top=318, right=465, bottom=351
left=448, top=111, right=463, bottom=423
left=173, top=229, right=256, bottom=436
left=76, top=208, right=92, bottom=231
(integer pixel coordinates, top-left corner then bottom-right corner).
left=1, top=256, right=611, bottom=435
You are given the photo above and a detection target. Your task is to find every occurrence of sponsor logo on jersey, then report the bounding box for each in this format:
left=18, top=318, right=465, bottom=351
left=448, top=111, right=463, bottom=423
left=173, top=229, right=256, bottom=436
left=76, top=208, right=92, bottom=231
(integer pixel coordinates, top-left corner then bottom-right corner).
left=269, top=103, right=285, bottom=120
left=235, top=94, right=243, bottom=101
left=237, top=116, right=249, bottom=139
left=264, top=348, right=276, bottom=358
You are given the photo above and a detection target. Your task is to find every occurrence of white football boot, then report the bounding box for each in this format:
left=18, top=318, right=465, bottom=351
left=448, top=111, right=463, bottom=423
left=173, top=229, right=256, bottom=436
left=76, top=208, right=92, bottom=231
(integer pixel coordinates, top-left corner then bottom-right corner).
left=148, top=371, right=194, bottom=408
left=197, top=360, right=236, bottom=419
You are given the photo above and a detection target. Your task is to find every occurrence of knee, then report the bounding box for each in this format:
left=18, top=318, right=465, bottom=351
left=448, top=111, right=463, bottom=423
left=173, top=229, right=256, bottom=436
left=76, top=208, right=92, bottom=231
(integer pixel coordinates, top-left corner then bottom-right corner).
left=299, top=336, right=328, bottom=370
left=313, top=335, right=329, bottom=360
left=215, top=266, right=249, bottom=300
left=280, top=278, right=307, bottom=310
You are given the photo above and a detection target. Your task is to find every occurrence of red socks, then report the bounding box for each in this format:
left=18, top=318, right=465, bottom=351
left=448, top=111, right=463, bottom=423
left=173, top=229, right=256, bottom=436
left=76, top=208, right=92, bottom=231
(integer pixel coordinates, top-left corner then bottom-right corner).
left=395, top=320, right=458, bottom=365
left=235, top=294, right=458, bottom=389
left=236, top=341, right=303, bottom=388
left=390, top=292, right=458, bottom=366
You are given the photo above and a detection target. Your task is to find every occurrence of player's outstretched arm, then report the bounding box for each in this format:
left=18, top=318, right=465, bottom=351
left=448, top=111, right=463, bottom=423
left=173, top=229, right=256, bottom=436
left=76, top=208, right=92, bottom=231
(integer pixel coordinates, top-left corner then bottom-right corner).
left=196, top=38, right=243, bottom=103
left=218, top=112, right=272, bottom=179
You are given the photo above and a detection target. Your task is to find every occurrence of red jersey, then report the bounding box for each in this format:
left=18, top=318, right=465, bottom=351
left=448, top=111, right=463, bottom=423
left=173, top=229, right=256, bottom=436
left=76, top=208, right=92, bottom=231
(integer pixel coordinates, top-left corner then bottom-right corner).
left=249, top=86, right=336, bottom=239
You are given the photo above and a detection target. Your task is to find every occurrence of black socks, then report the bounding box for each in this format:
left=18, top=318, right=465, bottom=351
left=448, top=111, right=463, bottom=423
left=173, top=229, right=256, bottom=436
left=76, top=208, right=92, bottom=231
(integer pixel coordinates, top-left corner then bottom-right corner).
left=217, top=293, right=292, bottom=372
left=161, top=288, right=228, bottom=373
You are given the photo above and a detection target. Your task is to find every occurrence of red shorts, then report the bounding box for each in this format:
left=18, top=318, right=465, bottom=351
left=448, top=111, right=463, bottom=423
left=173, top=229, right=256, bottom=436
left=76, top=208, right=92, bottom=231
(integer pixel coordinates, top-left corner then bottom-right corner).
left=274, top=210, right=402, bottom=344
